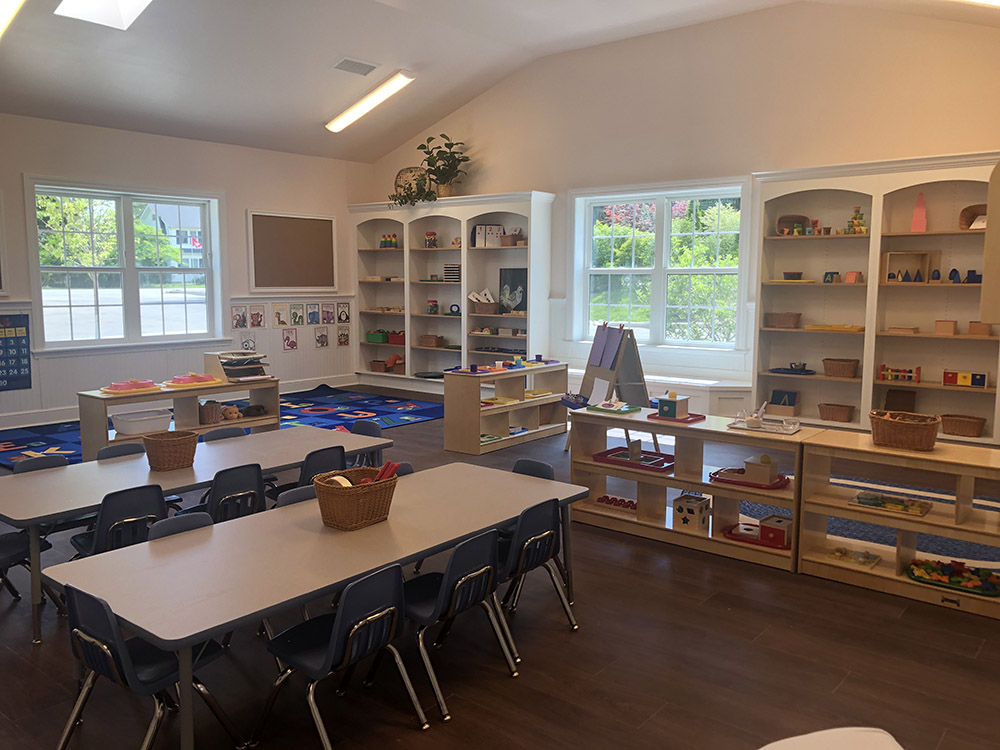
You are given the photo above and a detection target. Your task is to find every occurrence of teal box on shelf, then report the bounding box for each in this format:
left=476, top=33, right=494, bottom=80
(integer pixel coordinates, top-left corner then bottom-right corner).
left=658, top=392, right=689, bottom=419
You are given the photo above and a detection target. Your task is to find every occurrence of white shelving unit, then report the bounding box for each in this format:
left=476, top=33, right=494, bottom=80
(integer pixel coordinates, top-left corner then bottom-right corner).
left=349, top=192, right=554, bottom=386
left=753, top=159, right=1000, bottom=444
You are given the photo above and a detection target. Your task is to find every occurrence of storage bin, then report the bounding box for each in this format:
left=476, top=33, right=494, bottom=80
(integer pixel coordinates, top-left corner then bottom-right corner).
left=818, top=403, right=855, bottom=423
left=370, top=360, right=387, bottom=372
left=111, top=409, right=172, bottom=435
left=959, top=204, right=987, bottom=231
left=419, top=335, right=444, bottom=347
left=314, top=468, right=397, bottom=531
left=392, top=362, right=406, bottom=374
left=869, top=410, right=941, bottom=451
left=365, top=330, right=388, bottom=343
left=763, top=312, right=801, bottom=329
left=387, top=331, right=405, bottom=345
left=940, top=414, right=987, bottom=437
left=822, top=358, right=859, bottom=378
left=143, top=431, right=198, bottom=471
left=775, top=214, right=810, bottom=236
left=473, top=302, right=500, bottom=315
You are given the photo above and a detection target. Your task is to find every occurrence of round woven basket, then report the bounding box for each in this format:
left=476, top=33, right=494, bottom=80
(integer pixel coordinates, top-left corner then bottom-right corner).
left=869, top=410, right=941, bottom=451
left=313, top=468, right=397, bottom=531
left=142, top=431, right=198, bottom=471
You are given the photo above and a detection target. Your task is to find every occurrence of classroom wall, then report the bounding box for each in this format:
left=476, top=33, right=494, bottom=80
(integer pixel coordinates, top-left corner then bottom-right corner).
left=366, top=1, right=1000, bottom=376
left=0, top=113, right=374, bottom=427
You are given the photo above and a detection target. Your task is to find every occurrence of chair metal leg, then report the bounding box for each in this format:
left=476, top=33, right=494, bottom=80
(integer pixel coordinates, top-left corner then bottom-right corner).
left=491, top=592, right=521, bottom=664
left=249, top=666, right=295, bottom=746
left=0, top=568, right=20, bottom=600
left=385, top=644, right=430, bottom=730
left=299, top=604, right=310, bottom=621
left=161, top=688, right=179, bottom=713
left=41, top=582, right=66, bottom=616
left=306, top=680, right=335, bottom=750
left=432, top=616, right=455, bottom=649
left=413, top=558, right=424, bottom=575
left=192, top=676, right=245, bottom=747
left=500, top=576, right=520, bottom=609
left=335, top=663, right=355, bottom=696
left=362, top=649, right=386, bottom=688
left=509, top=575, right=526, bottom=613
left=416, top=627, right=450, bottom=721
left=56, top=669, right=97, bottom=750
left=221, top=631, right=234, bottom=649
left=479, top=601, right=518, bottom=678
left=139, top=693, right=167, bottom=750
left=544, top=561, right=578, bottom=631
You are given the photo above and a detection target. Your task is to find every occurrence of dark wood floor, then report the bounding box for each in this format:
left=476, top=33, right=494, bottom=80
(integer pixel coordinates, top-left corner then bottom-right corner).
left=2, top=418, right=999, bottom=749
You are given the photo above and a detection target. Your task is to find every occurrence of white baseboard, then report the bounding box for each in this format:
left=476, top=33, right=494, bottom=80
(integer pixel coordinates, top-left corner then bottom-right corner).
left=0, top=374, right=360, bottom=430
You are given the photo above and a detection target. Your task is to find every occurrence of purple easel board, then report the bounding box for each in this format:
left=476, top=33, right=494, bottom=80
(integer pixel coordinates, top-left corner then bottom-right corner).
left=600, top=326, right=625, bottom=368
left=589, top=324, right=608, bottom=366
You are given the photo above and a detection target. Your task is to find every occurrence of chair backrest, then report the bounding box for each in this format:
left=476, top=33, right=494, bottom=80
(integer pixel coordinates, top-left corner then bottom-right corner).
left=13, top=454, right=68, bottom=473
left=65, top=586, right=140, bottom=691
left=275, top=485, right=316, bottom=507
left=297, top=446, right=346, bottom=486
left=97, top=443, right=146, bottom=460
left=436, top=530, right=499, bottom=621
left=396, top=462, right=414, bottom=476
left=207, top=464, right=265, bottom=522
left=90, top=485, right=168, bottom=554
left=202, top=426, right=247, bottom=442
left=503, top=498, right=561, bottom=580
left=148, top=512, right=213, bottom=540
left=319, top=565, right=405, bottom=678
left=512, top=458, right=555, bottom=481
left=350, top=420, right=382, bottom=438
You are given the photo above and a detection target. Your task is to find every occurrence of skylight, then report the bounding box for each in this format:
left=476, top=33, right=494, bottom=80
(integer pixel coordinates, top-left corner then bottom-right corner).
left=53, top=0, right=154, bottom=30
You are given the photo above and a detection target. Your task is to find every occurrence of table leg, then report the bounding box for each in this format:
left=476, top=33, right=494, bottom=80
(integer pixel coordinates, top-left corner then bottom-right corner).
left=30, top=526, right=42, bottom=644
left=179, top=646, right=195, bottom=750
left=560, top=505, right=574, bottom=604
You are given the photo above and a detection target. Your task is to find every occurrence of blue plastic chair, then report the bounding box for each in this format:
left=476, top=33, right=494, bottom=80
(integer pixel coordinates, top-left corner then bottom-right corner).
left=396, top=461, right=414, bottom=476
left=179, top=464, right=265, bottom=523
left=56, top=586, right=243, bottom=750
left=69, top=485, right=168, bottom=558
left=496, top=499, right=578, bottom=664
left=404, top=530, right=517, bottom=721
left=275, top=485, right=317, bottom=507
left=202, top=425, right=247, bottom=442
left=0, top=531, right=60, bottom=606
left=512, top=458, right=555, bottom=480
left=14, top=454, right=97, bottom=536
left=250, top=565, right=429, bottom=747
left=96, top=443, right=145, bottom=460
left=350, top=420, right=383, bottom=467
left=265, top=446, right=346, bottom=503
left=148, top=512, right=213, bottom=540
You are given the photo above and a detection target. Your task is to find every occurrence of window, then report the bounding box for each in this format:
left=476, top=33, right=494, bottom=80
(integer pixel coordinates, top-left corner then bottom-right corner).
left=32, top=186, right=214, bottom=345
left=583, top=188, right=743, bottom=348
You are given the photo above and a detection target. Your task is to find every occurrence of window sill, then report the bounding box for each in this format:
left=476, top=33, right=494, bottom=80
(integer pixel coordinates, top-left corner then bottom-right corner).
left=33, top=337, right=233, bottom=359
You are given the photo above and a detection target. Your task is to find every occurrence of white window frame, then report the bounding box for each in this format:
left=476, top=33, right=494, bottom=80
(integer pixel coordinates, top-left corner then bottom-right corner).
left=568, top=177, right=754, bottom=374
left=24, top=177, right=225, bottom=352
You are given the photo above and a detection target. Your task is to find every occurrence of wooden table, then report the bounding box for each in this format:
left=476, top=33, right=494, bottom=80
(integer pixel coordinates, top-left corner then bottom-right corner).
left=0, top=425, right=392, bottom=643
left=44, top=463, right=589, bottom=750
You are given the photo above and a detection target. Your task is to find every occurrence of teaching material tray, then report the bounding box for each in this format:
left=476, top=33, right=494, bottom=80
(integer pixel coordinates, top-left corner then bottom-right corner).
left=709, top=468, right=790, bottom=490
left=646, top=412, right=706, bottom=424
left=592, top=447, right=675, bottom=473
left=727, top=419, right=800, bottom=435
left=768, top=368, right=816, bottom=375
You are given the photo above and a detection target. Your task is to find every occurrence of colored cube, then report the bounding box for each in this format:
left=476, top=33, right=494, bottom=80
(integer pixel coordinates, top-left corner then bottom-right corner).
left=760, top=514, right=794, bottom=548
left=972, top=372, right=988, bottom=388
left=943, top=370, right=958, bottom=385
left=658, top=391, right=689, bottom=419
left=957, top=372, right=972, bottom=387
left=673, top=493, right=710, bottom=536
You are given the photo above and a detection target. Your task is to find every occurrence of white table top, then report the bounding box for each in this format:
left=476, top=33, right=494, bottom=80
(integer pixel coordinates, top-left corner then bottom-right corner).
left=0, top=426, right=391, bottom=526
left=44, top=463, right=589, bottom=649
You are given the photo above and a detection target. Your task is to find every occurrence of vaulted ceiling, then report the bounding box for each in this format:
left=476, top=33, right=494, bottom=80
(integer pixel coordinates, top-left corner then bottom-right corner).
left=1, top=0, right=998, bottom=163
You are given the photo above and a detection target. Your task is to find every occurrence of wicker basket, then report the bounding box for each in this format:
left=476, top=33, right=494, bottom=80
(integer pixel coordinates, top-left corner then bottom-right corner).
left=959, top=204, right=987, bottom=231
left=822, top=358, right=859, bottom=378
left=419, top=335, right=444, bottom=347
left=763, top=312, right=801, bottom=329
left=869, top=410, right=941, bottom=451
left=818, top=403, right=855, bottom=423
left=473, top=302, right=499, bottom=315
left=198, top=402, right=223, bottom=425
left=940, top=414, right=987, bottom=437
left=775, top=214, right=810, bottom=235
left=143, top=430, right=198, bottom=471
left=314, top=468, right=397, bottom=531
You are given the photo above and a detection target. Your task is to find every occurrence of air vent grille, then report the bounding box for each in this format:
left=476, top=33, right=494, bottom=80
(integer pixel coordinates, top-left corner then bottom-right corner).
left=333, top=58, right=377, bottom=76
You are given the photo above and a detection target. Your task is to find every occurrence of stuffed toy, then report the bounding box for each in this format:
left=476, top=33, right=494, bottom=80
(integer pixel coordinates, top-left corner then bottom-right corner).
left=241, top=404, right=267, bottom=418
left=221, top=404, right=243, bottom=420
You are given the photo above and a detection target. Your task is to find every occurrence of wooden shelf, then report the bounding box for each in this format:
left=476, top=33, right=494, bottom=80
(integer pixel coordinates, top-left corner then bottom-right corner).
left=476, top=423, right=568, bottom=453
left=468, top=332, right=526, bottom=339
left=410, top=313, right=461, bottom=319
left=763, top=234, right=870, bottom=241
left=410, top=346, right=461, bottom=352
left=876, top=331, right=998, bottom=341
left=878, top=283, right=980, bottom=289
left=480, top=394, right=563, bottom=415
left=412, top=280, right=460, bottom=285
left=760, top=327, right=864, bottom=335
left=360, top=341, right=405, bottom=348
left=762, top=281, right=867, bottom=287
left=411, top=246, right=461, bottom=251
left=360, top=309, right=405, bottom=315
left=881, top=229, right=985, bottom=237
left=873, top=379, right=995, bottom=394
left=109, top=413, right=277, bottom=444
left=470, top=245, right=528, bottom=250
left=470, top=349, right=526, bottom=357
left=358, top=247, right=402, bottom=252
left=359, top=279, right=404, bottom=284
left=758, top=371, right=862, bottom=384
left=468, top=313, right=529, bottom=320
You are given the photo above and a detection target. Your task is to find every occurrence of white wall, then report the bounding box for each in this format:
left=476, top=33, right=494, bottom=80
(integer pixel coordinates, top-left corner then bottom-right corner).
left=366, top=1, right=1000, bottom=378
left=0, top=113, right=375, bottom=427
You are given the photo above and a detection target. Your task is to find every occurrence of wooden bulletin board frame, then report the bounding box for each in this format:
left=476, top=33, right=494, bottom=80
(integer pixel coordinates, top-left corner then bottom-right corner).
left=0, top=192, right=8, bottom=297
left=247, top=210, right=337, bottom=295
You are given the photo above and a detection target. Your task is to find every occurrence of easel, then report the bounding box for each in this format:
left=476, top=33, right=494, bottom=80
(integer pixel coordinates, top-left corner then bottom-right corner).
left=565, top=324, right=659, bottom=450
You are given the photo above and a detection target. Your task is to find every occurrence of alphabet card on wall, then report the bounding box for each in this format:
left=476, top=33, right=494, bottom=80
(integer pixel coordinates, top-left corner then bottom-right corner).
left=289, top=303, right=305, bottom=326
left=230, top=305, right=248, bottom=329
left=249, top=304, right=266, bottom=328
left=337, top=326, right=349, bottom=346
left=282, top=327, right=298, bottom=351
left=314, top=326, right=329, bottom=348
left=321, top=303, right=336, bottom=324
left=337, top=302, right=351, bottom=323
left=306, top=303, right=320, bottom=325
left=240, top=332, right=256, bottom=351
left=272, top=303, right=289, bottom=327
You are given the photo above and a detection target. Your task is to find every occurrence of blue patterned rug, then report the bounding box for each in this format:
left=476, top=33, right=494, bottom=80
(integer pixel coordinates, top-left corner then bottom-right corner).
left=0, top=385, right=443, bottom=468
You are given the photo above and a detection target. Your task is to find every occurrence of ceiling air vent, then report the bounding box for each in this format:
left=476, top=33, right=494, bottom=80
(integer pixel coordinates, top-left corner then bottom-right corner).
left=333, top=58, right=378, bottom=76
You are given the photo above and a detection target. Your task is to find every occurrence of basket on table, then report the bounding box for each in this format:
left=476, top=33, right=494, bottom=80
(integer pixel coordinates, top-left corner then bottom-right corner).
left=818, top=403, right=855, bottom=423
left=313, top=468, right=397, bottom=531
left=940, top=414, right=987, bottom=438
left=763, top=312, right=801, bottom=329
left=822, top=358, right=859, bottom=378
left=142, top=430, right=198, bottom=471
left=869, top=410, right=941, bottom=451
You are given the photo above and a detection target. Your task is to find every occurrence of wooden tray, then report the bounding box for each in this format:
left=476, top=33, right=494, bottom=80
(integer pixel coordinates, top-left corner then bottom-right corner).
left=722, top=523, right=791, bottom=550
left=99, top=386, right=164, bottom=396
left=592, top=447, right=675, bottom=473
left=646, top=412, right=707, bottom=424
left=709, top=468, right=790, bottom=490
left=160, top=378, right=224, bottom=389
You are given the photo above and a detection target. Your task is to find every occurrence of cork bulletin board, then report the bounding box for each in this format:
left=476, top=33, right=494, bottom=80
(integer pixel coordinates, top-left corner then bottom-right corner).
left=248, top=211, right=336, bottom=294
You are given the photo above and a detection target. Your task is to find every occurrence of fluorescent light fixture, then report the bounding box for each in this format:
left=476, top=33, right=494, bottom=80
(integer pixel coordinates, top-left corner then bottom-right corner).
left=959, top=0, right=1000, bottom=5
left=54, top=0, right=155, bottom=30
left=326, top=69, right=414, bottom=133
left=0, top=0, right=27, bottom=42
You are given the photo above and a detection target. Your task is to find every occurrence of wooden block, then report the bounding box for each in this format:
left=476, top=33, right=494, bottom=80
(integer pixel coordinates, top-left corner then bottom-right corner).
left=673, top=493, right=710, bottom=536
left=743, top=455, right=779, bottom=484
left=934, top=320, right=957, bottom=335
left=767, top=403, right=800, bottom=417
left=969, top=321, right=993, bottom=336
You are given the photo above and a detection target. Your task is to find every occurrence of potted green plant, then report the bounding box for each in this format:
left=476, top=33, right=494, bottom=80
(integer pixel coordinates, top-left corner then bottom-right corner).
left=418, top=134, right=470, bottom=197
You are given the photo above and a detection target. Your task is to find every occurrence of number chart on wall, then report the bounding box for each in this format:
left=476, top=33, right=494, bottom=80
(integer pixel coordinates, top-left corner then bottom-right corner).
left=0, top=315, right=30, bottom=391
